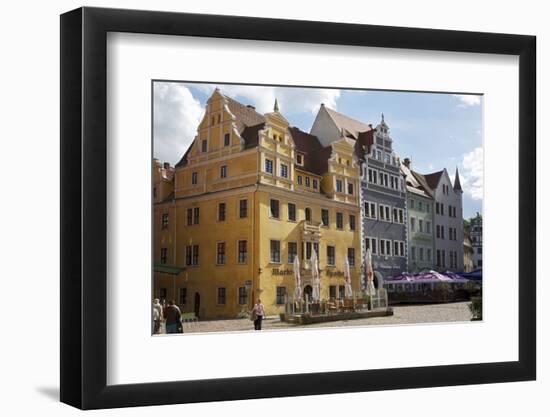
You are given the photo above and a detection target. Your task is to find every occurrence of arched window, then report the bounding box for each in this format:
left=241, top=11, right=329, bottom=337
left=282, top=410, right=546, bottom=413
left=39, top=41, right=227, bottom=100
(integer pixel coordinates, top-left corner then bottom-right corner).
left=305, top=207, right=312, bottom=222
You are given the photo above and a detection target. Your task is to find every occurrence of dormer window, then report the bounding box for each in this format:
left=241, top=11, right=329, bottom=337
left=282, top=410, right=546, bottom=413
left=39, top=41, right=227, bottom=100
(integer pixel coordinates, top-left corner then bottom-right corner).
left=296, top=153, right=304, bottom=166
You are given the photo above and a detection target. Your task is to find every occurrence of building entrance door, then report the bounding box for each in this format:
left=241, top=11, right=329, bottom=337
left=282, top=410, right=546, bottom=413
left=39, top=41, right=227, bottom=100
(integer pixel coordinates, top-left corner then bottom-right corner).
left=194, top=292, right=200, bottom=318
left=303, top=285, right=313, bottom=301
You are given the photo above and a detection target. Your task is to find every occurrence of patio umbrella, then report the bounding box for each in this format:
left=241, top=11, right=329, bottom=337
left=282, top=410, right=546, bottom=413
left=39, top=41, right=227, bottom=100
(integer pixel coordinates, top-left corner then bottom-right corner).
left=365, top=248, right=376, bottom=296
left=293, top=255, right=302, bottom=301
left=344, top=257, right=353, bottom=298
left=311, top=249, right=320, bottom=301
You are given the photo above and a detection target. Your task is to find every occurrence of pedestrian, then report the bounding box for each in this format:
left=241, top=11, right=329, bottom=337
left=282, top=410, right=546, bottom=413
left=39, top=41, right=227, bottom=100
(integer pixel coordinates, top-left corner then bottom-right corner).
left=252, top=298, right=266, bottom=330
left=164, top=300, right=183, bottom=334
left=152, top=298, right=163, bottom=334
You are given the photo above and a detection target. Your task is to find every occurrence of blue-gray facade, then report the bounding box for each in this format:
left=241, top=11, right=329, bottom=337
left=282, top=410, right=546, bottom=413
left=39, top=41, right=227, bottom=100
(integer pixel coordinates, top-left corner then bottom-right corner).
left=360, top=117, right=408, bottom=280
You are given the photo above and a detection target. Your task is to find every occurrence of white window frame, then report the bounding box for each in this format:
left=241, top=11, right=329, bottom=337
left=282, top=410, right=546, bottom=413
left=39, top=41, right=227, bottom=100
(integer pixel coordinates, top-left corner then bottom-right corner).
left=365, top=236, right=378, bottom=255
left=378, top=204, right=391, bottom=222
left=264, top=158, right=273, bottom=174
left=365, top=201, right=377, bottom=219
left=216, top=241, right=226, bottom=265
left=399, top=241, right=405, bottom=257
left=280, top=163, right=288, bottom=178
left=335, top=178, right=343, bottom=193
left=380, top=238, right=392, bottom=256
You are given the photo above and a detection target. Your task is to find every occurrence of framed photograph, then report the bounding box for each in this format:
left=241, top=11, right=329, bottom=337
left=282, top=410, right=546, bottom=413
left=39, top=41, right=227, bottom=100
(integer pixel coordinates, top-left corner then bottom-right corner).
left=60, top=7, right=536, bottom=409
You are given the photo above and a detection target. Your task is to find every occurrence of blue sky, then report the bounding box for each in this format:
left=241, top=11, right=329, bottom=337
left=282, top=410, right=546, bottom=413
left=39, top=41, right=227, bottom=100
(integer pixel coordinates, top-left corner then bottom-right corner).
left=153, top=82, right=483, bottom=219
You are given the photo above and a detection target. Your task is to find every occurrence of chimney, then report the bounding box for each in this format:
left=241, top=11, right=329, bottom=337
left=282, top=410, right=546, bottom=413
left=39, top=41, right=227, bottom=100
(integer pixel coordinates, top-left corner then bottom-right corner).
left=163, top=162, right=170, bottom=169
left=403, top=158, right=411, bottom=168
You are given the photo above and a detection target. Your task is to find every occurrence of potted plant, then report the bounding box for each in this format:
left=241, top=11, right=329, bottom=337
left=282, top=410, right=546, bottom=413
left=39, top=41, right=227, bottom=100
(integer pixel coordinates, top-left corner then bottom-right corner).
left=469, top=296, right=482, bottom=320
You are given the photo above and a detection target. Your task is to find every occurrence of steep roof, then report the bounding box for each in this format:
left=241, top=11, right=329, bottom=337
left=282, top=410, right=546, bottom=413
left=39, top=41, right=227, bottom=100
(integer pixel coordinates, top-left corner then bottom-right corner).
left=289, top=127, right=328, bottom=175
left=175, top=145, right=192, bottom=168
left=400, top=162, right=433, bottom=199
left=224, top=96, right=266, bottom=134
left=423, top=170, right=444, bottom=190
left=410, top=170, right=435, bottom=198
left=323, top=105, right=372, bottom=140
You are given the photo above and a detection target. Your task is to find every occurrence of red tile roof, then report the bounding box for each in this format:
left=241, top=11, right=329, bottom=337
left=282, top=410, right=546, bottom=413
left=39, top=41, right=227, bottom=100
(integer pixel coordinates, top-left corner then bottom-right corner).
left=423, top=170, right=444, bottom=190
left=354, top=129, right=374, bottom=160
left=289, top=127, right=328, bottom=175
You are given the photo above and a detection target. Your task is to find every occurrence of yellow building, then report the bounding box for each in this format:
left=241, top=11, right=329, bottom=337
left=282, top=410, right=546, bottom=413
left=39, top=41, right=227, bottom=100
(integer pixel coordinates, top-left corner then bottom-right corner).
left=154, top=89, right=362, bottom=318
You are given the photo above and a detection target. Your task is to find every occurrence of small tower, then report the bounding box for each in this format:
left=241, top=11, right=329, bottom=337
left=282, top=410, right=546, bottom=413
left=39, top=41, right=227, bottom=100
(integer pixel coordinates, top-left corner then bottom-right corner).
left=454, top=167, right=463, bottom=192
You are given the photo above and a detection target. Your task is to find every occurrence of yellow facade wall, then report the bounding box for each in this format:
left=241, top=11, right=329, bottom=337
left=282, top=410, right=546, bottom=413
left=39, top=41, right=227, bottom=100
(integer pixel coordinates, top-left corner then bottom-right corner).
left=153, top=90, right=362, bottom=319
left=154, top=188, right=258, bottom=318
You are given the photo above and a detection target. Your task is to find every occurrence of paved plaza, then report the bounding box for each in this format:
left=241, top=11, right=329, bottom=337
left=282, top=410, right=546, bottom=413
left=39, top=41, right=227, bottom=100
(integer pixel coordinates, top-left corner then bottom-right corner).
left=163, top=302, right=473, bottom=335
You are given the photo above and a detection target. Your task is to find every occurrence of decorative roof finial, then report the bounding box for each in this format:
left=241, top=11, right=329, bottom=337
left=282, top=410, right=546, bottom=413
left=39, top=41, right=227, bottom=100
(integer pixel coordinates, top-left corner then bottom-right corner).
left=274, top=98, right=279, bottom=112
left=381, top=113, right=385, bottom=122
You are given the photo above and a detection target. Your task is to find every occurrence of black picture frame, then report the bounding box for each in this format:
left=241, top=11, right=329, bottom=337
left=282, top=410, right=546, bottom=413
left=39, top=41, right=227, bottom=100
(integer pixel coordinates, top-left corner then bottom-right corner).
left=60, top=6, right=536, bottom=410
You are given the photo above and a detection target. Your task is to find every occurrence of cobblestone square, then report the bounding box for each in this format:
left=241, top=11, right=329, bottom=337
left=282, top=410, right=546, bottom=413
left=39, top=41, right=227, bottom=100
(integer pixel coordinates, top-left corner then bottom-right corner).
left=162, top=302, right=473, bottom=335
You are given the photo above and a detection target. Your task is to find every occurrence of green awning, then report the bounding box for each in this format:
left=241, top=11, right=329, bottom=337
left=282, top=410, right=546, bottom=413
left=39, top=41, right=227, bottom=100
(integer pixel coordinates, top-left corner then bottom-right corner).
left=154, top=263, right=185, bottom=275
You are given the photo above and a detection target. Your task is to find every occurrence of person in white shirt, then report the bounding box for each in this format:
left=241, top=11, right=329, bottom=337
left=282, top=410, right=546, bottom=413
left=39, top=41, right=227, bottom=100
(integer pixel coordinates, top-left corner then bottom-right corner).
left=152, top=298, right=163, bottom=334
left=252, top=299, right=266, bottom=330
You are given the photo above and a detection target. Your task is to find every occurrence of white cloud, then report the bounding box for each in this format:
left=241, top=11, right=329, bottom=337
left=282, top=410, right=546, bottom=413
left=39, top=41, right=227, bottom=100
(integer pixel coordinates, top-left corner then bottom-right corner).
left=154, top=82, right=341, bottom=165
left=461, top=146, right=483, bottom=200
left=153, top=83, right=204, bottom=165
left=194, top=84, right=340, bottom=115
left=453, top=94, right=481, bottom=107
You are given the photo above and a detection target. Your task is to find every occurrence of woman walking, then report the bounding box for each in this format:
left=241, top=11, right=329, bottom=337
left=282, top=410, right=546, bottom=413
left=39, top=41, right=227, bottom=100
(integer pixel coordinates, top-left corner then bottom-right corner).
left=252, top=299, right=266, bottom=331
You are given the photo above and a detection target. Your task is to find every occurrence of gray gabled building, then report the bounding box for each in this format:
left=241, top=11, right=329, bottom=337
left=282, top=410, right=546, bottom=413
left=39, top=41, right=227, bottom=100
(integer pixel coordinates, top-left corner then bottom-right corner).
left=420, top=168, right=464, bottom=272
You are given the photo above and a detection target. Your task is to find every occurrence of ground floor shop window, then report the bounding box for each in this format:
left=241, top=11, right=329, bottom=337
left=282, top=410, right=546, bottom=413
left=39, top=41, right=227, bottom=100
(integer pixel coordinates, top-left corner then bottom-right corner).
left=179, top=288, right=187, bottom=306
left=276, top=287, right=286, bottom=304
left=338, top=285, right=345, bottom=299
left=238, top=286, right=247, bottom=305
left=217, top=287, right=226, bottom=305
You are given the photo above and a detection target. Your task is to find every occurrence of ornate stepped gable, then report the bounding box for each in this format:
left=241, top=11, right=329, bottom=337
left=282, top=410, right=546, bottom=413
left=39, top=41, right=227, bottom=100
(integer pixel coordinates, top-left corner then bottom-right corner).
left=172, top=91, right=360, bottom=199
left=175, top=92, right=267, bottom=167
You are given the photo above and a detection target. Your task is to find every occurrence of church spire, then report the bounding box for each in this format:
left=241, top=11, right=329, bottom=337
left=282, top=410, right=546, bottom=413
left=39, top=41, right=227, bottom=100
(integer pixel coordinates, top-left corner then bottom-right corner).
left=274, top=98, right=279, bottom=112
left=453, top=167, right=463, bottom=192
